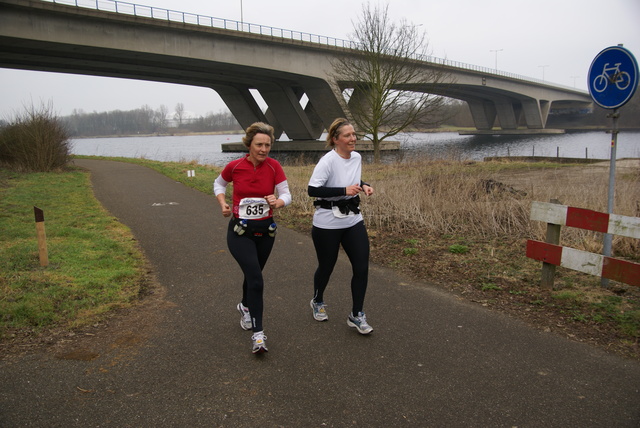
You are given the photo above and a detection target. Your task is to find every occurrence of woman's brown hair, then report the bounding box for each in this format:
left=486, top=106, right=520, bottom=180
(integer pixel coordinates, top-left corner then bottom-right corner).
left=242, top=122, right=275, bottom=147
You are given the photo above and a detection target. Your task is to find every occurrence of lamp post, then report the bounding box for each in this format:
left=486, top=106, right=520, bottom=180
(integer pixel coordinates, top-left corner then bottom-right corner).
left=570, top=75, right=579, bottom=88
left=240, top=0, right=244, bottom=29
left=538, top=64, right=549, bottom=81
left=489, top=49, right=503, bottom=70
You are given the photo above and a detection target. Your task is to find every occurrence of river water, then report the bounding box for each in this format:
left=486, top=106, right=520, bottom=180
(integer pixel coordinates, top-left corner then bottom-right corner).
left=70, top=130, right=640, bottom=167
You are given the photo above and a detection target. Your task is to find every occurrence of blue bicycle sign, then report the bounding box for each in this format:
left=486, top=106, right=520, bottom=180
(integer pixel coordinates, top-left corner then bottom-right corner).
left=588, top=46, right=639, bottom=109
left=592, top=62, right=631, bottom=92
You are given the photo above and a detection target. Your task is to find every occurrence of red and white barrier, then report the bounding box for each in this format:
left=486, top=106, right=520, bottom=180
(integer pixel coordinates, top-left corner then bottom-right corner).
left=530, top=201, right=640, bottom=239
left=527, top=202, right=640, bottom=287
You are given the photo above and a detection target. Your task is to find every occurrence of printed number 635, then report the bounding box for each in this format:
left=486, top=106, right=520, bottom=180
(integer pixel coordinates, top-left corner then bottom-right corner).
left=246, top=204, right=265, bottom=216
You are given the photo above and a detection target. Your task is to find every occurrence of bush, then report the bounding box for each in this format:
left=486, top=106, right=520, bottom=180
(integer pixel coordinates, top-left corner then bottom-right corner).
left=0, top=103, right=71, bottom=172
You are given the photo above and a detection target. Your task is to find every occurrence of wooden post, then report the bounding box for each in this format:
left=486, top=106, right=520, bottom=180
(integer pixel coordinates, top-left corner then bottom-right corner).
left=34, top=206, right=48, bottom=267
left=540, top=199, right=562, bottom=288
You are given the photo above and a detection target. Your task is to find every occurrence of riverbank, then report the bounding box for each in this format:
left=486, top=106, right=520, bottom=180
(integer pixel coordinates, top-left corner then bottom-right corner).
left=70, top=125, right=634, bottom=140
left=485, top=156, right=608, bottom=164
left=71, top=129, right=245, bottom=139
left=70, top=130, right=640, bottom=167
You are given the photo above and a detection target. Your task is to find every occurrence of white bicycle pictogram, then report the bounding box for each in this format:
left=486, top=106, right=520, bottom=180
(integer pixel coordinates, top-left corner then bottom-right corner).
left=592, top=62, right=631, bottom=93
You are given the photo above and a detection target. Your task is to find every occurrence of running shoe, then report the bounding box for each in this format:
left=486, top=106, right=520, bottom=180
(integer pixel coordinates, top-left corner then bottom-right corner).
left=237, top=303, right=252, bottom=331
left=347, top=312, right=373, bottom=334
left=310, top=299, right=328, bottom=322
left=251, top=331, right=268, bottom=354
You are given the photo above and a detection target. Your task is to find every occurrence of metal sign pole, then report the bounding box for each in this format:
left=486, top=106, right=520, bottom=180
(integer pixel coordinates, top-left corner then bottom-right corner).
left=601, top=109, right=619, bottom=287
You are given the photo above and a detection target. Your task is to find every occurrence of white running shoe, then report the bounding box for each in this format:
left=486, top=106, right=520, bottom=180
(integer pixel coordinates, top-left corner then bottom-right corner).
left=237, top=303, right=252, bottom=331
left=251, top=331, right=268, bottom=354
left=347, top=312, right=373, bottom=334
left=310, top=299, right=328, bottom=322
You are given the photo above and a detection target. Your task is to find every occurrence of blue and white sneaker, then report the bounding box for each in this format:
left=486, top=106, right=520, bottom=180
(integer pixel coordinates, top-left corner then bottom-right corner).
left=251, top=331, right=268, bottom=354
left=310, top=299, right=328, bottom=322
left=237, top=303, right=252, bottom=331
left=347, top=312, right=373, bottom=334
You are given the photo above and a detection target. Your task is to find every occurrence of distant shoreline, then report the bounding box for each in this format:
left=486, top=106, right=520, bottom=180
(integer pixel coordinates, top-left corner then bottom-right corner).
left=70, top=126, right=626, bottom=140
left=71, top=130, right=245, bottom=139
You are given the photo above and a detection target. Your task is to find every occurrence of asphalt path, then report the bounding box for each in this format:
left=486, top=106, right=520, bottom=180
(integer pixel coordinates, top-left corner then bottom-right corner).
left=1, top=159, right=639, bottom=427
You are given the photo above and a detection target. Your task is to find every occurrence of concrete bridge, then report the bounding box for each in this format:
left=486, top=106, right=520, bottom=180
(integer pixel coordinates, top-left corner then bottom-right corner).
left=0, top=0, right=593, bottom=144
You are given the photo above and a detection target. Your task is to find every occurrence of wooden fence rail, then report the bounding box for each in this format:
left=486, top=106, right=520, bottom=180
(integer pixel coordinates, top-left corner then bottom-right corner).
left=526, top=201, right=640, bottom=287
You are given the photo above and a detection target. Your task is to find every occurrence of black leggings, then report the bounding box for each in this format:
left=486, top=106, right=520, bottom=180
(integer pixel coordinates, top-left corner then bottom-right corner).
left=227, top=218, right=275, bottom=332
left=312, top=220, right=370, bottom=315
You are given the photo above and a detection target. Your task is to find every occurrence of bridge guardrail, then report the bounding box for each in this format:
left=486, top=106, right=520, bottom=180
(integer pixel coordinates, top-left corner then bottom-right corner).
left=40, top=0, right=586, bottom=93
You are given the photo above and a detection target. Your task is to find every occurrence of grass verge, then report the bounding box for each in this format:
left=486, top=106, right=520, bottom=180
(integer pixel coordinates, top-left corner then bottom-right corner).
left=0, top=166, right=150, bottom=341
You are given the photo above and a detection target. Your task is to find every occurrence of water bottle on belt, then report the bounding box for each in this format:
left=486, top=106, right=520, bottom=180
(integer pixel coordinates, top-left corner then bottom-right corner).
left=234, top=219, right=248, bottom=236
left=268, top=223, right=277, bottom=237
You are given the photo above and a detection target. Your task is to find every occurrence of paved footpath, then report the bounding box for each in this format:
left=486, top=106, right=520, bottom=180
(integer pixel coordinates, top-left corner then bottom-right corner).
left=1, top=159, right=639, bottom=427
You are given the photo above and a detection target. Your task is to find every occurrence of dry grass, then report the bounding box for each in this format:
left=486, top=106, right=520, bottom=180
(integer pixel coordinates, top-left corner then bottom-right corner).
left=281, top=158, right=639, bottom=259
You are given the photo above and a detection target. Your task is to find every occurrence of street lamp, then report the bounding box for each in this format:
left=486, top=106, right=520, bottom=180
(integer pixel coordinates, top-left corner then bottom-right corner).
left=489, top=49, right=503, bottom=70
left=570, top=75, right=580, bottom=88
left=538, top=64, right=549, bottom=81
left=240, top=0, right=244, bottom=28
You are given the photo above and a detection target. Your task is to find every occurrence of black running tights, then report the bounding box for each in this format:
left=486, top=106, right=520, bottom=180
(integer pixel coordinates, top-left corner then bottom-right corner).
left=311, top=220, right=370, bottom=315
left=227, top=219, right=275, bottom=332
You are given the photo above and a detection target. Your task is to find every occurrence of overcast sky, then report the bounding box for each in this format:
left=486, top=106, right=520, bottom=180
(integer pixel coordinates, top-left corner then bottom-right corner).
left=1, top=0, right=639, bottom=118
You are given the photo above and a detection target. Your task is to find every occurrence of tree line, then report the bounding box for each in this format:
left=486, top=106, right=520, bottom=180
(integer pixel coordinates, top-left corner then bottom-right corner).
left=57, top=101, right=476, bottom=138
left=61, top=103, right=242, bottom=137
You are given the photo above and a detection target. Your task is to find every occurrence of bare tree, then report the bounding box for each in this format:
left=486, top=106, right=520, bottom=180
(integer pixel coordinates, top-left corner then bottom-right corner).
left=331, top=2, right=451, bottom=162
left=156, top=104, right=169, bottom=131
left=174, top=102, right=185, bottom=127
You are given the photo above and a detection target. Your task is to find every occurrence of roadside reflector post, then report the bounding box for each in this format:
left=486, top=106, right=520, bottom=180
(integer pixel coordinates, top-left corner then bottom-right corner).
left=541, top=199, right=562, bottom=289
left=34, top=206, right=49, bottom=267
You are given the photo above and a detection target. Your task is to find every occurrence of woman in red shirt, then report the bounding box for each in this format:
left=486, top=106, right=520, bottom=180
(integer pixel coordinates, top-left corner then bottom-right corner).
left=214, top=122, right=291, bottom=354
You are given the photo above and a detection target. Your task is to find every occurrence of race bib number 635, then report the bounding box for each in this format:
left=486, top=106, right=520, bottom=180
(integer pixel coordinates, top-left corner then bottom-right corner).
left=238, top=197, right=269, bottom=219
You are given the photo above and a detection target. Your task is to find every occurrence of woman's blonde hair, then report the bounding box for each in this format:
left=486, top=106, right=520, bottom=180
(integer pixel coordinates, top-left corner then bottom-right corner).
left=326, top=117, right=352, bottom=147
left=242, top=122, right=275, bottom=147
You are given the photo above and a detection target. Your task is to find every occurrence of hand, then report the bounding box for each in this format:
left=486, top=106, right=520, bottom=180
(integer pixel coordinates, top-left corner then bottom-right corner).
left=220, top=202, right=231, bottom=217
left=362, top=184, right=374, bottom=196
left=265, top=194, right=279, bottom=209
left=345, top=184, right=362, bottom=196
